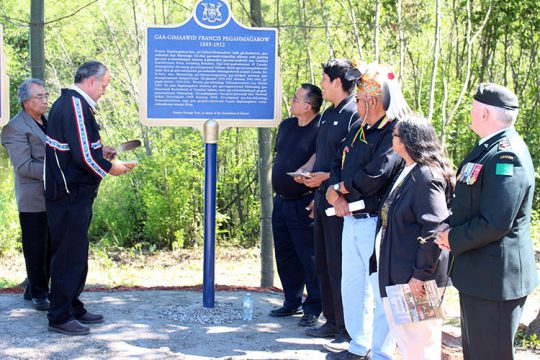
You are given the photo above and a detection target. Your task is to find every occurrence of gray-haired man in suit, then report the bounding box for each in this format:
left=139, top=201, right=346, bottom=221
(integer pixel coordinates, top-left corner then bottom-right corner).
left=1, top=78, right=51, bottom=311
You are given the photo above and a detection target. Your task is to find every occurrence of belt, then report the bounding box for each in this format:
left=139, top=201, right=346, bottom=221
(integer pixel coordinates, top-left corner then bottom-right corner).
left=351, top=212, right=378, bottom=219
left=278, top=190, right=314, bottom=200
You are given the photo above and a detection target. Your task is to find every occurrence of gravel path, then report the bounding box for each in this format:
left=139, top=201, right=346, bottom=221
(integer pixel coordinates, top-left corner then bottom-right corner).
left=0, top=289, right=538, bottom=359
left=0, top=290, right=330, bottom=359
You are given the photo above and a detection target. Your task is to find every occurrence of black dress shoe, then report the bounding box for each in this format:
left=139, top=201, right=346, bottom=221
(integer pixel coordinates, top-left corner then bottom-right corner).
left=48, top=320, right=90, bottom=336
left=326, top=350, right=371, bottom=360
left=305, top=321, right=338, bottom=338
left=31, top=297, right=50, bottom=311
left=76, top=312, right=104, bottom=324
left=298, top=313, right=319, bottom=327
left=269, top=306, right=302, bottom=317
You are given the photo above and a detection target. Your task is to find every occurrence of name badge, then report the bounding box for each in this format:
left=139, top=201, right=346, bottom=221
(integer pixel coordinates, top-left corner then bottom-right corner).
left=333, top=121, right=338, bottom=125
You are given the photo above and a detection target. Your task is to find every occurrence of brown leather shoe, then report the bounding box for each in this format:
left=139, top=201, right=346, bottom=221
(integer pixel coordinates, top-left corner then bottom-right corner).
left=48, top=320, right=90, bottom=336
left=76, top=312, right=104, bottom=324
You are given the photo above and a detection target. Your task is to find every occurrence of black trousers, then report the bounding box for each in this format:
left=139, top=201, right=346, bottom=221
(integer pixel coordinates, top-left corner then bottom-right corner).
left=314, top=191, right=345, bottom=331
left=460, top=292, right=527, bottom=360
left=19, top=212, right=51, bottom=299
left=46, top=193, right=94, bottom=325
left=272, top=194, right=321, bottom=316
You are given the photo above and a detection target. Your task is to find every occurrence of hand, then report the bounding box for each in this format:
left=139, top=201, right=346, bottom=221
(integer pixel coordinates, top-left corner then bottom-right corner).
left=102, top=146, right=117, bottom=161
left=122, top=161, right=138, bottom=170
left=408, top=277, right=426, bottom=297
left=333, top=196, right=351, bottom=217
left=435, top=229, right=451, bottom=251
left=326, top=185, right=340, bottom=205
left=293, top=167, right=310, bottom=184
left=338, top=181, right=349, bottom=195
left=305, top=199, right=315, bottom=219
left=304, top=172, right=329, bottom=188
left=108, top=161, right=133, bottom=176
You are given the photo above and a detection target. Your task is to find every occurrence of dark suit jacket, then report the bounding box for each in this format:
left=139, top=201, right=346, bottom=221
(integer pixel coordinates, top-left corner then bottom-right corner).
left=448, top=127, right=538, bottom=301
left=1, top=110, right=47, bottom=212
left=370, top=164, right=450, bottom=297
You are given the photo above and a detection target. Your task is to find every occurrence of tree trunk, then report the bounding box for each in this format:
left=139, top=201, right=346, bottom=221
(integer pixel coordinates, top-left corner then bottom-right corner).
left=250, top=0, right=274, bottom=288
left=427, top=0, right=440, bottom=122
left=374, top=0, right=381, bottom=62
left=30, top=0, right=45, bottom=80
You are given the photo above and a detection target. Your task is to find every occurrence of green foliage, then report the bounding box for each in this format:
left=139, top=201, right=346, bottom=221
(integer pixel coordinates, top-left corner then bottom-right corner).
left=0, top=159, right=20, bottom=255
left=515, top=330, right=540, bottom=351
left=0, top=0, right=539, bottom=252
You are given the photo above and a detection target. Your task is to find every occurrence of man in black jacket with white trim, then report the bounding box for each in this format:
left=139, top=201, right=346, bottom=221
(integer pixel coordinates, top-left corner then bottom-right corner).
left=45, top=61, right=133, bottom=336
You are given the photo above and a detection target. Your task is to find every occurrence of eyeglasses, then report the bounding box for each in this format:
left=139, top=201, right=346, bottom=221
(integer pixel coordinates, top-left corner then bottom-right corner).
left=393, top=133, right=401, bottom=138
left=291, top=96, right=311, bottom=105
left=31, top=93, right=49, bottom=101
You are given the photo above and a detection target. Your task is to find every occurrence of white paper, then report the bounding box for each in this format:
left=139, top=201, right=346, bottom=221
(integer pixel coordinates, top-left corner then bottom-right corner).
left=325, top=200, right=365, bottom=216
left=286, top=171, right=312, bottom=179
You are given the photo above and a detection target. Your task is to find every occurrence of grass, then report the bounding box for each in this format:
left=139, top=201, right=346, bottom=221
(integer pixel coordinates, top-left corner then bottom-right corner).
left=0, top=246, right=267, bottom=290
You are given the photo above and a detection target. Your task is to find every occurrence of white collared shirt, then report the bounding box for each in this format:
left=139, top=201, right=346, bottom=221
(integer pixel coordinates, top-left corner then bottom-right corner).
left=69, top=85, right=96, bottom=109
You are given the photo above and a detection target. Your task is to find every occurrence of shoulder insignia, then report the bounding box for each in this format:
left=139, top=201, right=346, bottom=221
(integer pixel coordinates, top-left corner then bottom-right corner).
left=495, top=163, right=514, bottom=176
left=498, top=138, right=511, bottom=151
left=498, top=154, right=515, bottom=161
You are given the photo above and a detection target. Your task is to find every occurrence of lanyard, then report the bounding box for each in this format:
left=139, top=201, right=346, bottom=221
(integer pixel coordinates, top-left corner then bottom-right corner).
left=341, top=115, right=388, bottom=169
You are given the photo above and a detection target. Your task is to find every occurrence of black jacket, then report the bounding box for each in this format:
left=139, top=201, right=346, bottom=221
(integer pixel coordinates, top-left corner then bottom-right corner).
left=44, top=88, right=112, bottom=200
left=447, top=128, right=538, bottom=301
left=312, top=96, right=358, bottom=210
left=328, top=117, right=404, bottom=214
left=369, top=165, right=450, bottom=297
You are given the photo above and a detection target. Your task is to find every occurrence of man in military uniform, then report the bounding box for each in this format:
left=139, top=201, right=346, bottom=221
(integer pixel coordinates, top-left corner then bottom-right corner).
left=45, top=61, right=134, bottom=335
left=436, top=83, right=538, bottom=360
left=269, top=83, right=323, bottom=327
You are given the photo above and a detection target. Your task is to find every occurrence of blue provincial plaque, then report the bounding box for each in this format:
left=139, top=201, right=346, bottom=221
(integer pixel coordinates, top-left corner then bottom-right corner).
left=141, top=0, right=280, bottom=129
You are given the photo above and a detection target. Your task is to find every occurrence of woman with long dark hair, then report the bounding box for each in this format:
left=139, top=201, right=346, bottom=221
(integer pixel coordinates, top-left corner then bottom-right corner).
left=369, top=114, right=454, bottom=360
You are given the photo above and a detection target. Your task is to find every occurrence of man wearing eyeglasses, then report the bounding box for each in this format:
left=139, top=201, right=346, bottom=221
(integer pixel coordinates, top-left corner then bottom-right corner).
left=324, top=64, right=409, bottom=359
left=1, top=79, right=52, bottom=311
left=269, top=83, right=323, bottom=328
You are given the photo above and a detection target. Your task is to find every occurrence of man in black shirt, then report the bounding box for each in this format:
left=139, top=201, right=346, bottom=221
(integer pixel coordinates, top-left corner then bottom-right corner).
left=325, top=64, right=410, bottom=360
left=270, top=84, right=323, bottom=327
left=300, top=60, right=359, bottom=345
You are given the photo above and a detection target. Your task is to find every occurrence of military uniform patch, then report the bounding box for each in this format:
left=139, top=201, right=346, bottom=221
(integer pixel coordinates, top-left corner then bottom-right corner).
left=496, top=163, right=514, bottom=176
left=498, top=138, right=511, bottom=151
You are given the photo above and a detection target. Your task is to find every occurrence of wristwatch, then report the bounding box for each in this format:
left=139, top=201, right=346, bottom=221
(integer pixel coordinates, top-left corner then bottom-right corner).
left=333, top=183, right=342, bottom=196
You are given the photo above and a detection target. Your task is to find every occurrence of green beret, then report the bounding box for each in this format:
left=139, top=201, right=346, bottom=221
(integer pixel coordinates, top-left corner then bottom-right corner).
left=474, top=83, right=519, bottom=110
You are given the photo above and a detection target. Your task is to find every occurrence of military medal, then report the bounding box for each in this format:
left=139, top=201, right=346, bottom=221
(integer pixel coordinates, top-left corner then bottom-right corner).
left=458, top=163, right=473, bottom=183
left=466, top=164, right=483, bottom=185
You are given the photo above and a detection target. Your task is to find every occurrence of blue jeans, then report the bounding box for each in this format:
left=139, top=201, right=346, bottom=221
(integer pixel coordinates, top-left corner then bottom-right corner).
left=341, top=216, right=395, bottom=359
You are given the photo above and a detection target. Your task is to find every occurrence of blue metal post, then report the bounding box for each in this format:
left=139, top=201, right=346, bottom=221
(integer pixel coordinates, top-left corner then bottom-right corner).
left=203, top=120, right=218, bottom=308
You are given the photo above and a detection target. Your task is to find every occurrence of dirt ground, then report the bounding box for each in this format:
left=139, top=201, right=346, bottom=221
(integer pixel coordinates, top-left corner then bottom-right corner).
left=0, top=288, right=539, bottom=360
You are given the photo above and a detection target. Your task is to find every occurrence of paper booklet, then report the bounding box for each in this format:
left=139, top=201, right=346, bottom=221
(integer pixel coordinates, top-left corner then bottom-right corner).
left=385, top=279, right=445, bottom=325
left=325, top=200, right=365, bottom=216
